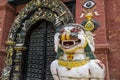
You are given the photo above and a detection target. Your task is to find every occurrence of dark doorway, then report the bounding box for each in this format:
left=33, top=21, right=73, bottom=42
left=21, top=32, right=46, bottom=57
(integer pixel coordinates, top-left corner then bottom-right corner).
left=22, top=20, right=56, bottom=80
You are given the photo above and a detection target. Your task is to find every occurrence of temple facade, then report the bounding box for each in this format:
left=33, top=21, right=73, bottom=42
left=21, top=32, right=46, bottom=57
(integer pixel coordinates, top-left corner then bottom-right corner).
left=0, top=0, right=120, bottom=80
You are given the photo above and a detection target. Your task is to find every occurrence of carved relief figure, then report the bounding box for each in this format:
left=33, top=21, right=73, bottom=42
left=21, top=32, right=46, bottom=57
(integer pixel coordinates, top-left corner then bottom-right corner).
left=50, top=23, right=105, bottom=80
left=80, top=0, right=100, bottom=32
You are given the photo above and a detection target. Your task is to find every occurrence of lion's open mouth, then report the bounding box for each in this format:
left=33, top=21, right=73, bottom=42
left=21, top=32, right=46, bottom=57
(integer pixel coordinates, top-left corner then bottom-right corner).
left=60, top=39, right=81, bottom=49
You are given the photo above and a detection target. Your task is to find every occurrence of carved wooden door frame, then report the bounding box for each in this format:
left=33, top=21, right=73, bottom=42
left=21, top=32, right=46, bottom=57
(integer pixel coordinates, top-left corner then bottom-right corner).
left=1, top=0, right=74, bottom=80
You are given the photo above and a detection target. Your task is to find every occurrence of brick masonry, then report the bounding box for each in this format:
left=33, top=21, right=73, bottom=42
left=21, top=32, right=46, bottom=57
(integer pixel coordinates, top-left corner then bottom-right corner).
left=0, top=0, right=16, bottom=73
left=105, top=0, right=120, bottom=79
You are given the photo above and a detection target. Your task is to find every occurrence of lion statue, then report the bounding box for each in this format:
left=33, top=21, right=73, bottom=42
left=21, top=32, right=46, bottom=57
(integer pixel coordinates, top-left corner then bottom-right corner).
left=50, top=23, right=105, bottom=80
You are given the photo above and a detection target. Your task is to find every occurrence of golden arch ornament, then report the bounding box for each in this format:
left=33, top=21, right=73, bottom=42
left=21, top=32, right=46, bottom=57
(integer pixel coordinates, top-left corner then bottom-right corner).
left=1, top=0, right=74, bottom=80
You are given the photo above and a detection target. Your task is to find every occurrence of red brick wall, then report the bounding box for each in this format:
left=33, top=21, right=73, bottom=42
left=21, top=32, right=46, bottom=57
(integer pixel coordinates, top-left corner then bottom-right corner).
left=105, top=0, right=120, bottom=79
left=0, top=0, right=16, bottom=73
left=0, top=1, right=15, bottom=50
left=76, top=0, right=108, bottom=46
left=0, top=53, right=6, bottom=76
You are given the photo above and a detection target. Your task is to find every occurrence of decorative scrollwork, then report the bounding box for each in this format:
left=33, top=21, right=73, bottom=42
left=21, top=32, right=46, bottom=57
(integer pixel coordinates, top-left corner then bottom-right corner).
left=1, top=0, right=74, bottom=80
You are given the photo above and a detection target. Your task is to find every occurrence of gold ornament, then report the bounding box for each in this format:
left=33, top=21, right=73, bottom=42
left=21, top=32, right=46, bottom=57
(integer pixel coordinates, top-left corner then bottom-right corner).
left=58, top=59, right=89, bottom=69
left=85, top=21, right=94, bottom=31
left=67, top=54, right=74, bottom=60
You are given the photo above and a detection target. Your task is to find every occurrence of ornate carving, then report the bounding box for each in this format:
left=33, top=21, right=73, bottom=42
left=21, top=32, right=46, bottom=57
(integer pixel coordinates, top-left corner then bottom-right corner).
left=1, top=0, right=74, bottom=80
left=51, top=23, right=105, bottom=80
left=51, top=1, right=105, bottom=79
left=80, top=0, right=100, bottom=32
left=1, top=40, right=15, bottom=80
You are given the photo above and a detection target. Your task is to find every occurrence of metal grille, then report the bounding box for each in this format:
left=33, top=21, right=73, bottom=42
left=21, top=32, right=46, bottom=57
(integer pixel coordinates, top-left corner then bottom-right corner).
left=45, top=24, right=55, bottom=80
left=22, top=20, right=55, bottom=80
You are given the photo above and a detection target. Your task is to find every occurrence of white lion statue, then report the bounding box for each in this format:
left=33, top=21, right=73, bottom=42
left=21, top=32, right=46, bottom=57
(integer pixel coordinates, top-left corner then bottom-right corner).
left=50, top=23, right=105, bottom=80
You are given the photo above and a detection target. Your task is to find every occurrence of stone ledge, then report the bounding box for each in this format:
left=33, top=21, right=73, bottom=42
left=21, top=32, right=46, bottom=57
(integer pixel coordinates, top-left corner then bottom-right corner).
left=0, top=48, right=6, bottom=53
left=96, top=43, right=109, bottom=49
left=95, top=43, right=110, bottom=54
left=0, top=48, right=6, bottom=56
